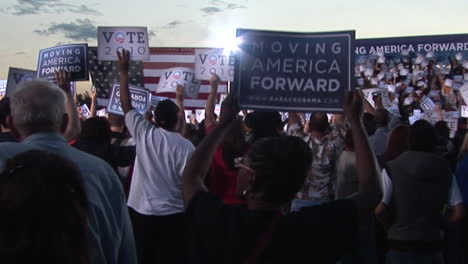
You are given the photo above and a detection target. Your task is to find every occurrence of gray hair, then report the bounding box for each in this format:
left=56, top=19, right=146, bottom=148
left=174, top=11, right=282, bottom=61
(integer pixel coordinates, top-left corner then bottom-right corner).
left=10, top=80, right=67, bottom=135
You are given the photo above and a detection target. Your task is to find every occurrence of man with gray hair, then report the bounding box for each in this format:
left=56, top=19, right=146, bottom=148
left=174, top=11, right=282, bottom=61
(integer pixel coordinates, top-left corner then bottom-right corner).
left=0, top=71, right=137, bottom=264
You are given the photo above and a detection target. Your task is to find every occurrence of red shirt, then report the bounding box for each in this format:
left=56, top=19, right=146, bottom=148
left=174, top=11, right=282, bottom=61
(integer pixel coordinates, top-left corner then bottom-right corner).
left=206, top=124, right=247, bottom=205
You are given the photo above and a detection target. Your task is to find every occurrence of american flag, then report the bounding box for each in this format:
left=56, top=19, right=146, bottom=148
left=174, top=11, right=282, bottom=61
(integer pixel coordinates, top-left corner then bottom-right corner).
left=144, top=48, right=228, bottom=109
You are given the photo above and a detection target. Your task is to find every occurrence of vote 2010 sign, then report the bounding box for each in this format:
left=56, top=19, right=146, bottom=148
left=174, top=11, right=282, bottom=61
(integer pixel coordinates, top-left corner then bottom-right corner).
left=157, top=67, right=201, bottom=99
left=98, top=27, right=149, bottom=61
left=107, top=84, right=151, bottom=116
left=6, top=67, right=36, bottom=96
left=234, top=29, right=354, bottom=112
left=37, top=44, right=89, bottom=81
left=195, top=48, right=234, bottom=81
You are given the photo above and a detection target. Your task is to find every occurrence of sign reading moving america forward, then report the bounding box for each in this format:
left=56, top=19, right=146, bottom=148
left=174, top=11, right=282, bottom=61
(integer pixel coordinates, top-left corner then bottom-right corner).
left=98, top=27, right=149, bottom=61
left=234, top=29, right=354, bottom=112
left=37, top=44, right=88, bottom=81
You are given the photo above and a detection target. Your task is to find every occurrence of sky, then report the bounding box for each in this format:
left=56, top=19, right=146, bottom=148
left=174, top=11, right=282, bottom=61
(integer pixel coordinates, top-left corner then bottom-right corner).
left=1, top=0, right=468, bottom=92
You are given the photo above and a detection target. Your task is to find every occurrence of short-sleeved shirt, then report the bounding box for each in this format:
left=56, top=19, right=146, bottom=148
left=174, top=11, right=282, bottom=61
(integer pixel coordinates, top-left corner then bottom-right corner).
left=125, top=109, right=195, bottom=216
left=186, top=191, right=358, bottom=264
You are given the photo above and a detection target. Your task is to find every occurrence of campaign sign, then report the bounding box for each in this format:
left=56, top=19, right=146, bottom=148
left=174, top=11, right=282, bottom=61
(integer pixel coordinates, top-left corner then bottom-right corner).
left=107, top=84, right=151, bottom=116
left=234, top=29, right=354, bottom=112
left=6, top=67, right=36, bottom=96
left=461, top=105, right=468, bottom=118
left=195, top=48, right=235, bottom=81
left=37, top=44, right=88, bottom=81
left=150, top=95, right=168, bottom=107
left=0, top=80, right=6, bottom=96
left=98, top=27, right=149, bottom=61
left=157, top=67, right=201, bottom=99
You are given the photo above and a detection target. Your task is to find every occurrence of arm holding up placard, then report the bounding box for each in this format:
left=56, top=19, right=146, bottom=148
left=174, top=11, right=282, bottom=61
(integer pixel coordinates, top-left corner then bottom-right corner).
left=55, top=70, right=81, bottom=141
left=205, top=74, right=220, bottom=129
left=117, top=50, right=133, bottom=114
left=175, top=84, right=187, bottom=135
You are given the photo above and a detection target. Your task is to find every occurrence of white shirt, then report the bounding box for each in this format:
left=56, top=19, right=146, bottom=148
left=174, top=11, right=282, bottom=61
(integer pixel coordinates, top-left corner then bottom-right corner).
left=381, top=168, right=463, bottom=206
left=126, top=110, right=195, bottom=215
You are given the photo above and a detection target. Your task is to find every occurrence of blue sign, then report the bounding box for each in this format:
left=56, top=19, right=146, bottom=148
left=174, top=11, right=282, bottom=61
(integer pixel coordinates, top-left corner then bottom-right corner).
left=234, top=29, right=354, bottom=112
left=37, top=44, right=89, bottom=81
left=107, top=84, right=150, bottom=116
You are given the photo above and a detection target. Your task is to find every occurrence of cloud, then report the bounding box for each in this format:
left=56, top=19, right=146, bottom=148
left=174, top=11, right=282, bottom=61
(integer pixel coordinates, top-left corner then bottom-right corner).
left=7, top=0, right=101, bottom=16
left=15, top=52, right=26, bottom=55
left=226, top=3, right=247, bottom=10
left=148, top=30, right=156, bottom=37
left=34, top=18, right=97, bottom=41
left=162, top=20, right=188, bottom=30
left=200, top=6, right=223, bottom=15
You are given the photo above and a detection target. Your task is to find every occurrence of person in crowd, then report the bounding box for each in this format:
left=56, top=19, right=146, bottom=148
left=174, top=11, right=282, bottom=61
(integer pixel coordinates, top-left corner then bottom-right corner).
left=0, top=97, right=17, bottom=142
left=363, top=112, right=377, bottom=137
left=382, top=124, right=410, bottom=164
left=375, top=120, right=464, bottom=264
left=335, top=129, right=357, bottom=199
left=0, top=150, right=88, bottom=264
left=0, top=71, right=137, bottom=264
left=74, top=116, right=136, bottom=172
left=182, top=90, right=381, bottom=264
left=290, top=111, right=345, bottom=210
left=434, top=120, right=454, bottom=159
left=455, top=133, right=468, bottom=262
left=204, top=74, right=248, bottom=205
left=245, top=110, right=283, bottom=144
left=118, top=50, right=194, bottom=264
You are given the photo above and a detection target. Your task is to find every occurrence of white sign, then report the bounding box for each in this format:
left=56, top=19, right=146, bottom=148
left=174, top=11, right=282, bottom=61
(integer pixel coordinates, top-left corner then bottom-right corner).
left=443, top=112, right=459, bottom=138
left=195, top=109, right=205, bottom=123
left=157, top=67, right=201, bottom=99
left=460, top=84, right=468, bottom=104
left=0, top=80, right=6, bottom=96
left=462, top=105, right=468, bottom=118
left=185, top=110, right=193, bottom=123
left=97, top=27, right=149, bottom=61
left=195, top=48, right=234, bottom=81
left=362, top=88, right=390, bottom=108
left=79, top=104, right=91, bottom=119
left=6, top=67, right=36, bottom=96
left=96, top=108, right=107, bottom=117
left=420, top=96, right=436, bottom=112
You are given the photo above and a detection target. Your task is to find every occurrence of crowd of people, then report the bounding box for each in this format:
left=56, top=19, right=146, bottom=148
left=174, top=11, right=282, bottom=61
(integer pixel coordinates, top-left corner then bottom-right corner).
left=0, top=48, right=466, bottom=264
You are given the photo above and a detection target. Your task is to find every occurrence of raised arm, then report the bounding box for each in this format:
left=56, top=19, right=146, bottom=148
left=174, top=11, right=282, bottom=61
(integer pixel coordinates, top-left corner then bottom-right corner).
left=183, top=93, right=239, bottom=208
left=117, top=50, right=133, bottom=114
left=205, top=74, right=220, bottom=128
left=90, top=88, right=97, bottom=117
left=345, top=90, right=382, bottom=212
left=175, top=84, right=186, bottom=134
left=55, top=70, right=81, bottom=141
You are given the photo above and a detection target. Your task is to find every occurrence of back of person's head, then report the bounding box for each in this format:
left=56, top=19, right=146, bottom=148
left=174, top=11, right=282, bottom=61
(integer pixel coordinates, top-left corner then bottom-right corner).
left=247, top=136, right=312, bottom=205
left=363, top=112, right=377, bottom=136
left=107, top=113, right=125, bottom=128
left=409, top=120, right=437, bottom=152
left=434, top=120, right=450, bottom=141
left=10, top=80, right=66, bottom=137
left=154, top=99, right=179, bottom=131
left=308, top=112, right=329, bottom=133
left=248, top=111, right=282, bottom=143
left=384, top=124, right=410, bottom=162
left=374, top=108, right=389, bottom=127
left=0, top=97, right=11, bottom=129
left=0, top=150, right=88, bottom=264
left=79, top=117, right=111, bottom=144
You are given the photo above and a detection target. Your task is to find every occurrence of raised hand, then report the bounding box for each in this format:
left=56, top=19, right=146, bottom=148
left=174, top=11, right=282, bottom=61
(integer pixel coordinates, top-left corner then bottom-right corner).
left=219, top=93, right=239, bottom=126
left=55, top=70, right=71, bottom=92
left=117, top=49, right=130, bottom=73
left=210, top=73, right=221, bottom=91
left=345, top=90, right=364, bottom=123
left=176, top=84, right=184, bottom=99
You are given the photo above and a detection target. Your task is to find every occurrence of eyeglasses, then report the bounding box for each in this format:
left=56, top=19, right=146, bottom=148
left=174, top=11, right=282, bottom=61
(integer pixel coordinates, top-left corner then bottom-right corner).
left=234, top=157, right=255, bottom=173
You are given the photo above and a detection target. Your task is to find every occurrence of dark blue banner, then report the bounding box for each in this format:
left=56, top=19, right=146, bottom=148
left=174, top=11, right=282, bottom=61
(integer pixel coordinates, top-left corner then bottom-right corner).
left=234, top=29, right=354, bottom=112
left=37, top=44, right=89, bottom=81
left=107, top=84, right=150, bottom=116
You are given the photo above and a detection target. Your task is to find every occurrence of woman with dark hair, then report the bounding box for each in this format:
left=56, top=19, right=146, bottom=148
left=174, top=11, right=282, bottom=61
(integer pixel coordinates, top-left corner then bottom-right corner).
left=0, top=150, right=88, bottom=264
left=74, top=116, right=136, bottom=171
left=183, top=91, right=381, bottom=263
